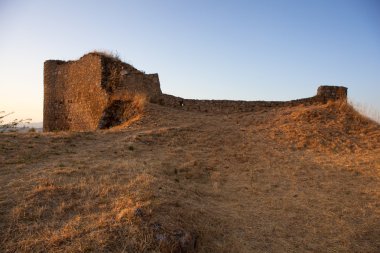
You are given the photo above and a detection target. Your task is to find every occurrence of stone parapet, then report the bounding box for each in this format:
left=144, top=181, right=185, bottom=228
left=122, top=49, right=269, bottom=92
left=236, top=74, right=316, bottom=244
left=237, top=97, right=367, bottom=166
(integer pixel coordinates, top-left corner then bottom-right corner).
left=156, top=86, right=348, bottom=114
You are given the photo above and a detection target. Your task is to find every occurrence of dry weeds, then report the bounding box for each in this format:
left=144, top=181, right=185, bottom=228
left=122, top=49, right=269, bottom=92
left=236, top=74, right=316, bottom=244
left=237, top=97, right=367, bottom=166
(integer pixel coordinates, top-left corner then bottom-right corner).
left=0, top=101, right=379, bottom=252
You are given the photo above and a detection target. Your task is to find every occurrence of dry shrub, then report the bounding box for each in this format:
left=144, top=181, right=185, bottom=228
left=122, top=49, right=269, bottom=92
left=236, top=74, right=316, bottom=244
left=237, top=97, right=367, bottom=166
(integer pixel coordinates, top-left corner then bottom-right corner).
left=109, top=93, right=146, bottom=112
left=132, top=93, right=147, bottom=112
left=89, top=50, right=121, bottom=61
left=349, top=100, right=380, bottom=124
left=100, top=93, right=147, bottom=130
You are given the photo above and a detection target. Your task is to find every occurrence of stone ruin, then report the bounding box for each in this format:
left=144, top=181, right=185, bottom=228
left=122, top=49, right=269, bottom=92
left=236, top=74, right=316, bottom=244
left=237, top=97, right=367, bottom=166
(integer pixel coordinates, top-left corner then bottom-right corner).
left=317, top=85, right=347, bottom=102
left=43, top=52, right=348, bottom=132
left=43, top=52, right=162, bottom=131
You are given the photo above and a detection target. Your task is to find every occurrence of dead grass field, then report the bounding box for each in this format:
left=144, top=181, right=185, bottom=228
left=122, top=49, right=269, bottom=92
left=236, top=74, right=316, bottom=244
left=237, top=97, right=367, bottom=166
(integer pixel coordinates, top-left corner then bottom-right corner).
left=0, top=101, right=379, bottom=252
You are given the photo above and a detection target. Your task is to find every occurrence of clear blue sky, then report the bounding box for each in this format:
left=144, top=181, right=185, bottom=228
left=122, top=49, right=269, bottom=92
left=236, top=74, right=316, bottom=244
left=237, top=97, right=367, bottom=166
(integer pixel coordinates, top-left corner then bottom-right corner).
left=1, top=0, right=379, bottom=122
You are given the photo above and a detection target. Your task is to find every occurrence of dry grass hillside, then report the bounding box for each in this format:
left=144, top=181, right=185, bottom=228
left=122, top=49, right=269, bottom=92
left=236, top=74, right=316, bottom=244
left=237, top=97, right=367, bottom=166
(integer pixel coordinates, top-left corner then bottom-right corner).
left=0, top=101, right=379, bottom=252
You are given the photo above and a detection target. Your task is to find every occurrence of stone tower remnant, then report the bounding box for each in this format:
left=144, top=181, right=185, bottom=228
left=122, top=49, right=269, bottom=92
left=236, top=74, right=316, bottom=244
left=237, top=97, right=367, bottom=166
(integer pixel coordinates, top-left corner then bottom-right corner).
left=43, top=52, right=162, bottom=131
left=317, top=86, right=348, bottom=102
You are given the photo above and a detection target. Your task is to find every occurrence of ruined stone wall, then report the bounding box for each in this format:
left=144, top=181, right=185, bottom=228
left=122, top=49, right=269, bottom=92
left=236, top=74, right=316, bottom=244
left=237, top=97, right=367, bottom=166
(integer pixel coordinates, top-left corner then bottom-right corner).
left=100, top=56, right=162, bottom=101
left=157, top=86, right=347, bottom=114
left=44, top=53, right=162, bottom=132
left=44, top=52, right=348, bottom=131
left=43, top=54, right=108, bottom=131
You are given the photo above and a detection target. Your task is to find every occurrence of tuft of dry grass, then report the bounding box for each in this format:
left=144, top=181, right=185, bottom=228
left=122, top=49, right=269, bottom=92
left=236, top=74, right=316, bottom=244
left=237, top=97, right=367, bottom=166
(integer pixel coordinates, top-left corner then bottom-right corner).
left=105, top=93, right=147, bottom=130
left=89, top=50, right=121, bottom=61
left=132, top=93, right=147, bottom=111
left=349, top=100, right=380, bottom=124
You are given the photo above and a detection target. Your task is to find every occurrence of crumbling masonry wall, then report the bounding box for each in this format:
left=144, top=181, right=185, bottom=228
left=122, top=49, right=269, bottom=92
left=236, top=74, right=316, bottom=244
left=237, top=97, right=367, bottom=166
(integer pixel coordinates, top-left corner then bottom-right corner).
left=44, top=54, right=107, bottom=131
left=43, top=53, right=162, bottom=131
left=157, top=86, right=348, bottom=113
left=44, top=52, right=348, bottom=131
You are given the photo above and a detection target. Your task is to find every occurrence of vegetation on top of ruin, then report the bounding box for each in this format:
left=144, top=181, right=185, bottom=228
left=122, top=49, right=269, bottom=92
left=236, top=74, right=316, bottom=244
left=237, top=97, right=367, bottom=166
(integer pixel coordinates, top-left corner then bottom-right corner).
left=44, top=51, right=124, bottom=65
left=88, top=50, right=121, bottom=61
left=83, top=50, right=140, bottom=73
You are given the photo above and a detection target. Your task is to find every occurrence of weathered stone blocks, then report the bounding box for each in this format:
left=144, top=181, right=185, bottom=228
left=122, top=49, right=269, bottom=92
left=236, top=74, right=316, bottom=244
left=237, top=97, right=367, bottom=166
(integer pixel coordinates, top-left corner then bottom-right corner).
left=317, top=86, right=347, bottom=102
left=43, top=52, right=162, bottom=132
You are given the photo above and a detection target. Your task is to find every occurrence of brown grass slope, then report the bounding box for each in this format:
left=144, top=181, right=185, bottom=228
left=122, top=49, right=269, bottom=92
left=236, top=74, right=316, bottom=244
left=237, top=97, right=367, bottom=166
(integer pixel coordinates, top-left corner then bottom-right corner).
left=0, top=101, right=379, bottom=252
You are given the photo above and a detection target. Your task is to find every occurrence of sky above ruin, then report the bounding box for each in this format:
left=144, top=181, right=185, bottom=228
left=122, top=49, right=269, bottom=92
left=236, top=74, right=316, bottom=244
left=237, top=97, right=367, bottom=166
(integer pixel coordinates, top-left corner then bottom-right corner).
left=0, top=0, right=379, bottom=123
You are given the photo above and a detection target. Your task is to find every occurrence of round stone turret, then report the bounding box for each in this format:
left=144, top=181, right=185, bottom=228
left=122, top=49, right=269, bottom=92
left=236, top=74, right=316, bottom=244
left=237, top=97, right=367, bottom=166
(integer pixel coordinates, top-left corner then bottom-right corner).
left=317, top=86, right=347, bottom=102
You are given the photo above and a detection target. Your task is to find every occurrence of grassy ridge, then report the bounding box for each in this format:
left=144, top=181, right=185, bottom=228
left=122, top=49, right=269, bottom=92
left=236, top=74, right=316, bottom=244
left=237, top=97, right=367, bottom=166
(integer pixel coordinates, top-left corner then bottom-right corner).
left=0, top=101, right=379, bottom=252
